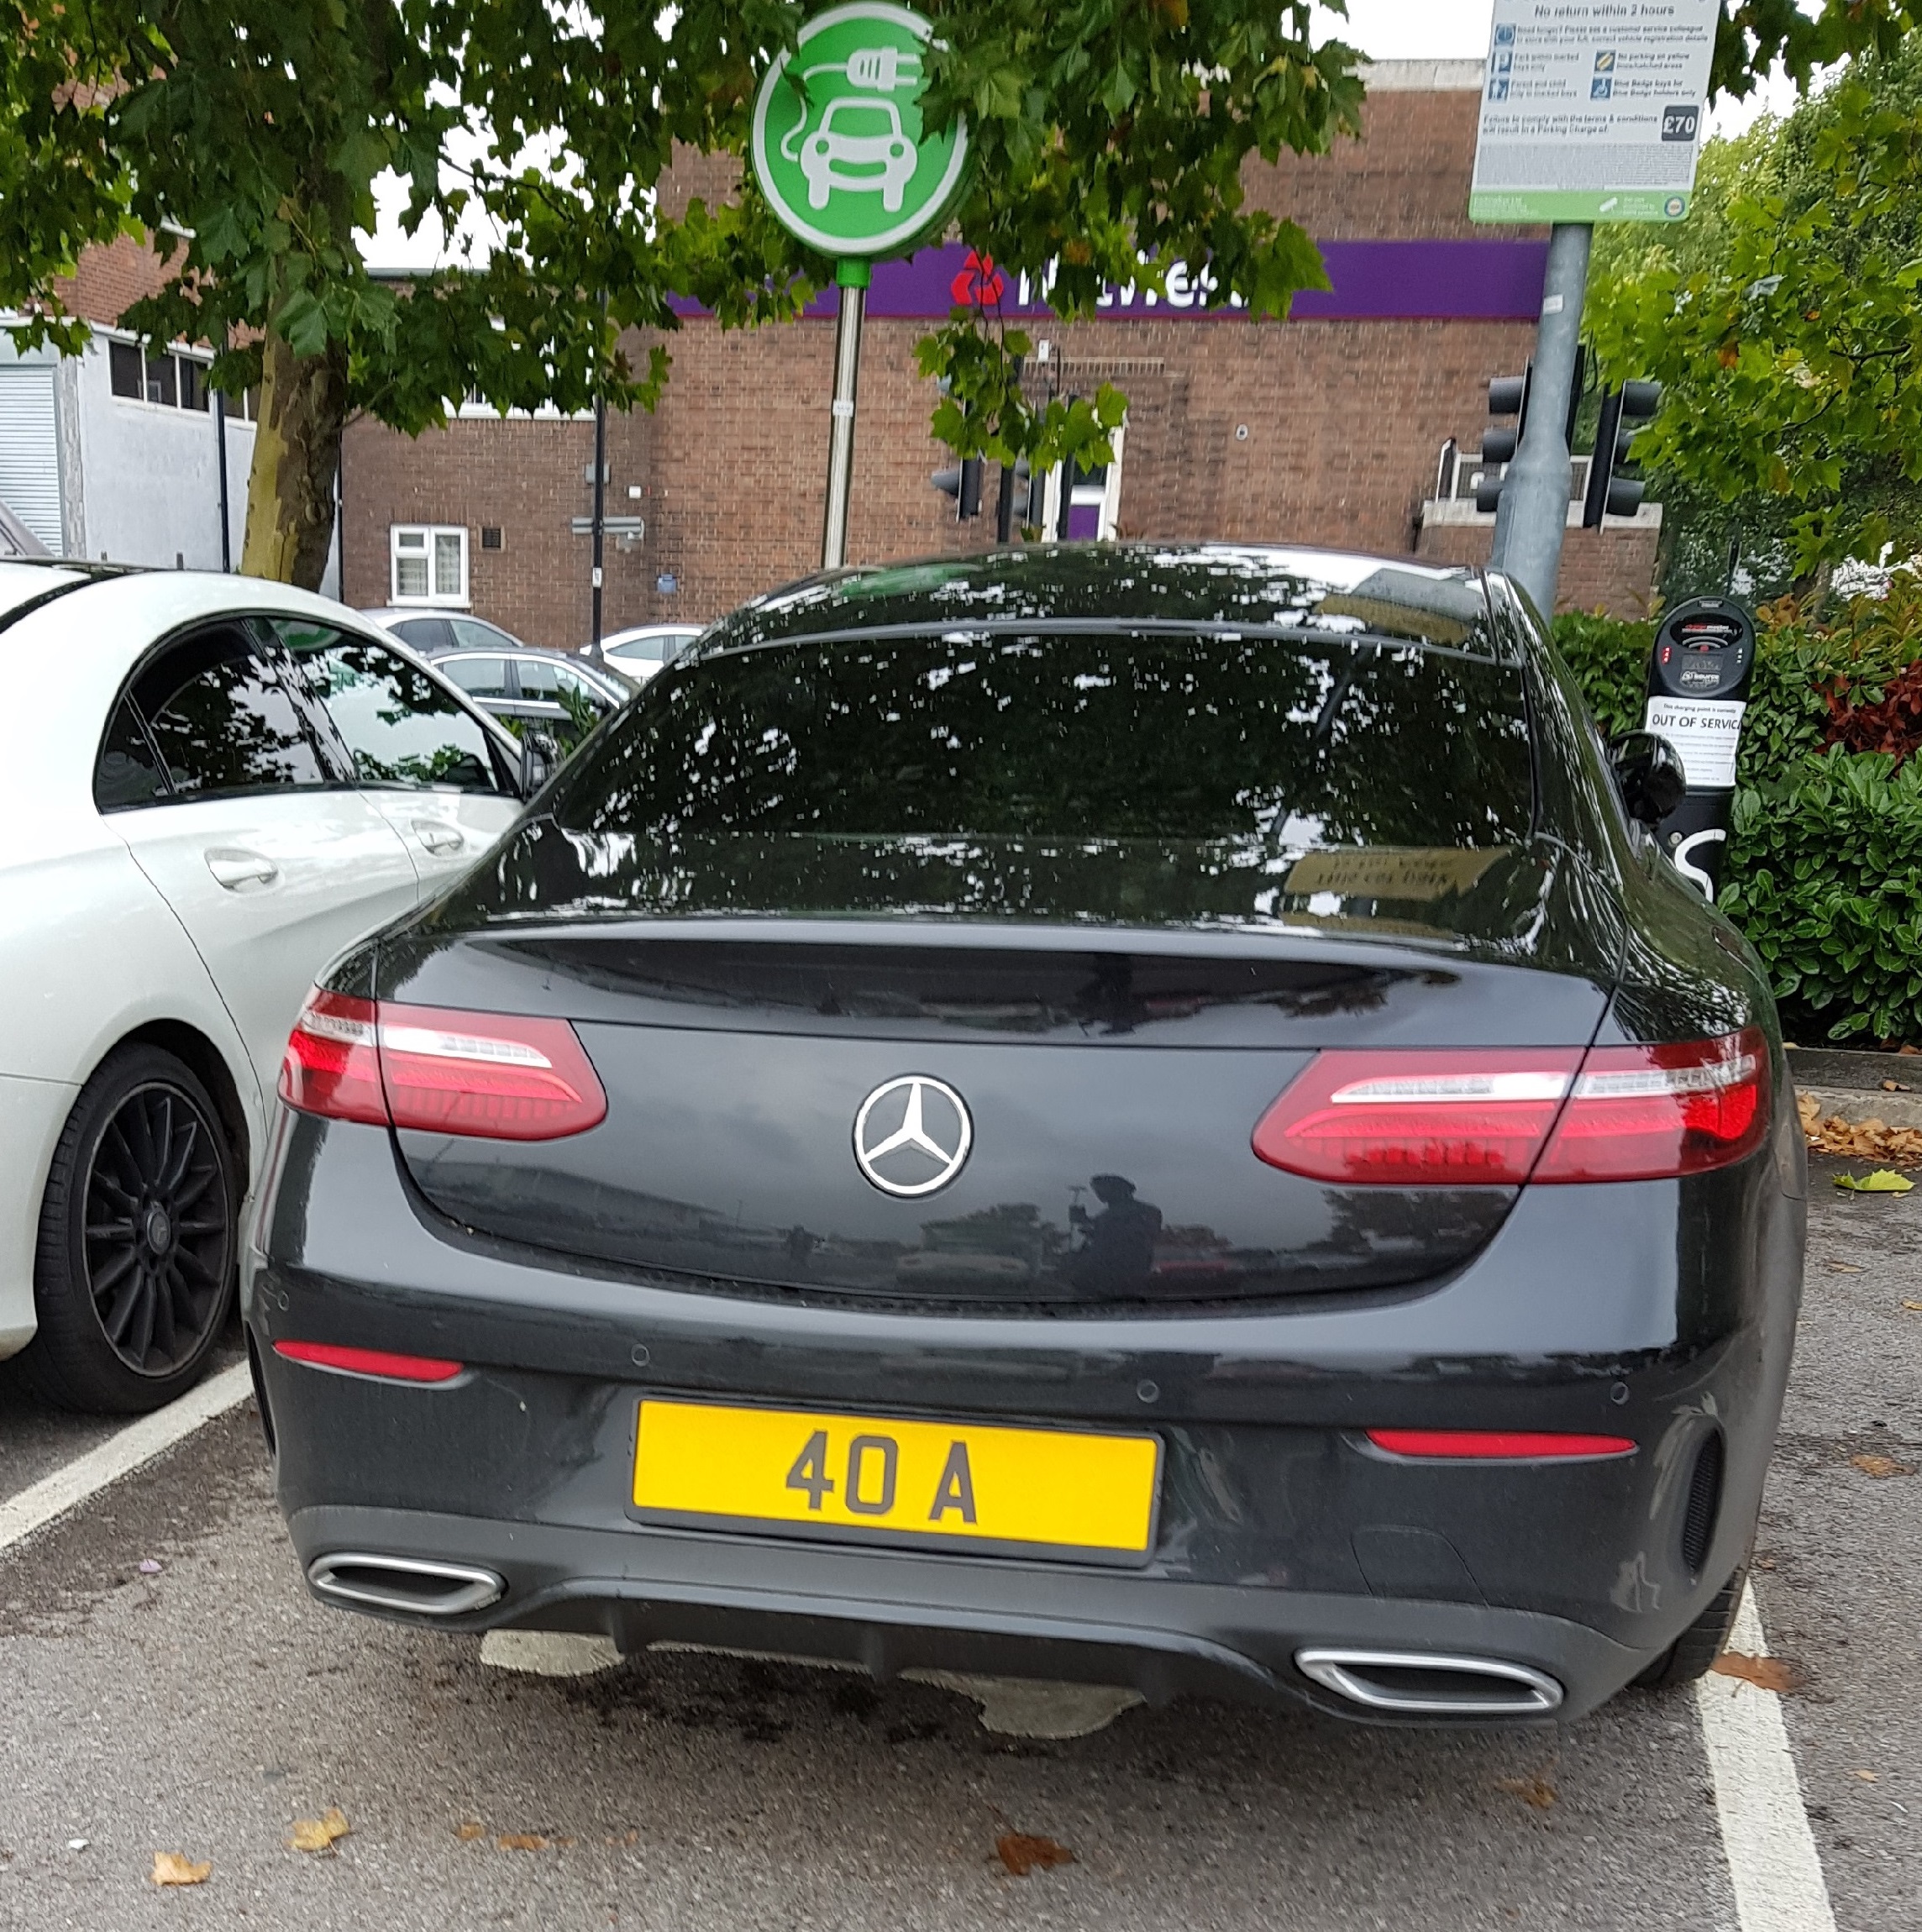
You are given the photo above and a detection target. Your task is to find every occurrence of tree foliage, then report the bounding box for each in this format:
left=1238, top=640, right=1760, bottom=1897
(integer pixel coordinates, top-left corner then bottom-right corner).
left=1588, top=40, right=1922, bottom=587
left=0, top=0, right=1366, bottom=582
left=2, top=1, right=1902, bottom=584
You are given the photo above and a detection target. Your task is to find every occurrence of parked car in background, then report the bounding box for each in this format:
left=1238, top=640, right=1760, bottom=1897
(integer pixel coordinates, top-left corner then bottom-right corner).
left=584, top=623, right=702, bottom=689
left=434, top=649, right=627, bottom=753
left=361, top=609, right=532, bottom=659
left=0, top=561, right=544, bottom=1414
left=255, top=543, right=1804, bottom=1726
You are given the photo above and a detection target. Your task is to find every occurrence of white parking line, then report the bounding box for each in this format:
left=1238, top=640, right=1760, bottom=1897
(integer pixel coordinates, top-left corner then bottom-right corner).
left=1699, top=1583, right=1838, bottom=1932
left=0, top=1360, right=254, bottom=1556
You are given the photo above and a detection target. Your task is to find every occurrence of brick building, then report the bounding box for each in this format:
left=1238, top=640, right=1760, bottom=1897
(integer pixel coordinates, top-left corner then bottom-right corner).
left=340, top=60, right=1659, bottom=648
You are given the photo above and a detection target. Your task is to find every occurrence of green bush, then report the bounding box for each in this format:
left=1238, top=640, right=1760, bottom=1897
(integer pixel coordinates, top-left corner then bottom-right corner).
left=1723, top=752, right=1922, bottom=1042
left=1551, top=590, right=1922, bottom=1042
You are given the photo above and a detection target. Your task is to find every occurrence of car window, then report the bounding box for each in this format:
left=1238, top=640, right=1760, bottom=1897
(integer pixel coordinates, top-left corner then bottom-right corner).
left=451, top=617, right=517, bottom=653
left=514, top=655, right=564, bottom=698
left=93, top=698, right=170, bottom=811
left=554, top=664, right=615, bottom=709
left=555, top=631, right=1535, bottom=854
left=387, top=616, right=454, bottom=654
left=129, top=625, right=329, bottom=799
left=273, top=622, right=507, bottom=795
left=609, top=635, right=668, bottom=665
left=441, top=655, right=514, bottom=701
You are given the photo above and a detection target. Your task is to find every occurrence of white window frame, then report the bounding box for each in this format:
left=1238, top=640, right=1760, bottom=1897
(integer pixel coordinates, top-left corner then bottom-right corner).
left=389, top=523, right=470, bottom=606
left=1039, top=417, right=1126, bottom=541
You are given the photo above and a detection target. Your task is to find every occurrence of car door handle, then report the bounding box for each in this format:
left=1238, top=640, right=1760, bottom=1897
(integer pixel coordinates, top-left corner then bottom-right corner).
left=412, top=821, right=465, bottom=855
left=205, top=848, right=280, bottom=891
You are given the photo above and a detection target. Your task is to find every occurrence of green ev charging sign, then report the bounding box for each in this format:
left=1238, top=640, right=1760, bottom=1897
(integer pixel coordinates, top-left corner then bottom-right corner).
left=751, top=2, right=969, bottom=260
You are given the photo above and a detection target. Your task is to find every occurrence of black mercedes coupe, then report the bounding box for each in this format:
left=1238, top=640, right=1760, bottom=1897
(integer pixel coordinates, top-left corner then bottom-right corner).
left=245, top=544, right=1805, bottom=1725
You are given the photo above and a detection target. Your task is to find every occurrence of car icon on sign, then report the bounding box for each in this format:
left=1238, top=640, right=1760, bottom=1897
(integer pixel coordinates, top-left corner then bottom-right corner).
left=801, top=97, right=916, bottom=212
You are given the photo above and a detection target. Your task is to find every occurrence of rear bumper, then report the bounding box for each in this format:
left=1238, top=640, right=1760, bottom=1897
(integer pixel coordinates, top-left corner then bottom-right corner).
left=283, top=1499, right=1644, bottom=1725
left=247, top=1111, right=1805, bottom=1725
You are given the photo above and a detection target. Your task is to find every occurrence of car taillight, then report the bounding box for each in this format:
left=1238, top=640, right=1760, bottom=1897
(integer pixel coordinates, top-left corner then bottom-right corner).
left=278, top=990, right=607, bottom=1141
left=1531, top=1028, right=1769, bottom=1182
left=1252, top=1027, right=1768, bottom=1186
left=1250, top=1049, right=1583, bottom=1184
left=278, top=990, right=386, bottom=1126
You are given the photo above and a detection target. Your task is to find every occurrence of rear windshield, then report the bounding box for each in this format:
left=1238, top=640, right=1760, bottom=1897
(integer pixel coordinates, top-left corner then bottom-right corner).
left=550, top=632, right=1534, bottom=853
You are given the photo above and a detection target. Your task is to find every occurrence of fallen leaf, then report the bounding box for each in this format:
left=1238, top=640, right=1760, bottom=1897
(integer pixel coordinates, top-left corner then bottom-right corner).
left=1710, top=1651, right=1809, bottom=1693
left=288, top=1808, right=349, bottom=1853
left=1829, top=1262, right=1867, bottom=1272
left=995, top=1832, right=1076, bottom=1877
left=151, top=1851, right=211, bottom=1887
left=1494, top=1775, right=1557, bottom=1809
left=1804, top=1105, right=1922, bottom=1165
left=1856, top=1768, right=1879, bottom=1782
left=1835, top=1169, right=1915, bottom=1192
left=1851, top=1452, right=1915, bottom=1478
left=454, top=1821, right=486, bottom=1841
left=1904, top=1300, right=1922, bottom=1312
left=496, top=1834, right=550, bottom=1851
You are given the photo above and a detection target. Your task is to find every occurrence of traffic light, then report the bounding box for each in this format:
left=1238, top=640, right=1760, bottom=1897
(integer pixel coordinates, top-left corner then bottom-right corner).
left=1583, top=381, right=1662, bottom=527
left=1474, top=367, right=1530, bottom=512
left=930, top=457, right=984, bottom=519
left=1473, top=347, right=1592, bottom=514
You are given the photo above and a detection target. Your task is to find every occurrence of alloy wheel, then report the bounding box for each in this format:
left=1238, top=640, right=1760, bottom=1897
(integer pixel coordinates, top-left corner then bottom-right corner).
left=81, top=1081, right=233, bottom=1376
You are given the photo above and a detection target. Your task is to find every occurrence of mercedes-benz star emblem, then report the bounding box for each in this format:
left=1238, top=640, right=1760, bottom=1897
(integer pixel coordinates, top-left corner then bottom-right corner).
left=852, top=1075, right=973, bottom=1198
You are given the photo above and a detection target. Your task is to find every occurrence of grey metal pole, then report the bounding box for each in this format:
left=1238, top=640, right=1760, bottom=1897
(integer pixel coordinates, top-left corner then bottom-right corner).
left=213, top=389, right=232, bottom=571
left=1489, top=222, right=1591, bottom=617
left=822, top=271, right=866, bottom=570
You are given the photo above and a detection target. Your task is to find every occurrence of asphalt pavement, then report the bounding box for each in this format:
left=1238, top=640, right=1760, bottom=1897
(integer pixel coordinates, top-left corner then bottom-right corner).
left=0, top=1168, right=1914, bottom=1931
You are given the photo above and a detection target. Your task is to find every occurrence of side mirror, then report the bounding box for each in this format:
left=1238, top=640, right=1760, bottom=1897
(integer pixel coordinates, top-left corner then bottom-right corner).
left=519, top=729, right=560, bottom=798
left=1610, top=730, right=1688, bottom=827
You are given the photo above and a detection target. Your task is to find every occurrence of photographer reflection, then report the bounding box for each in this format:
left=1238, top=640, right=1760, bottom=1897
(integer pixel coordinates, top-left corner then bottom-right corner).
left=1067, top=1173, right=1163, bottom=1294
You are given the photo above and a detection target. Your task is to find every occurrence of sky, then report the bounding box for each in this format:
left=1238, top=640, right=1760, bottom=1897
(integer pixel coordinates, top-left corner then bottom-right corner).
left=363, top=0, right=1810, bottom=270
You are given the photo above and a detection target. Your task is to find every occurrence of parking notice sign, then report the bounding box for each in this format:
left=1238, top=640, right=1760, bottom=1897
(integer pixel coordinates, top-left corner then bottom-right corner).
left=1469, top=0, right=1720, bottom=223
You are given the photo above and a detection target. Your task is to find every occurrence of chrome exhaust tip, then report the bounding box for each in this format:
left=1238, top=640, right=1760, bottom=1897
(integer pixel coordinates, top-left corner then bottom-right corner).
left=1295, top=1647, right=1563, bottom=1716
left=307, top=1552, right=504, bottom=1618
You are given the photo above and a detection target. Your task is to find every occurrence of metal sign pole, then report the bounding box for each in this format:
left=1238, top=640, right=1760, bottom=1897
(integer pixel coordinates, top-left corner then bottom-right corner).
left=591, top=393, right=607, bottom=657
left=822, top=261, right=869, bottom=570
left=213, top=389, right=232, bottom=572
left=1489, top=221, right=1590, bottom=616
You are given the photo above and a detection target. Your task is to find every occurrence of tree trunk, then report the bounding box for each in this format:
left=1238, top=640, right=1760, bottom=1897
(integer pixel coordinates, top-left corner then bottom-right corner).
left=239, top=332, right=348, bottom=588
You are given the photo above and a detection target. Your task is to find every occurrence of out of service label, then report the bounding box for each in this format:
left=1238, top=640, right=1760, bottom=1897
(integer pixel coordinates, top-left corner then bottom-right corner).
left=1645, top=696, right=1746, bottom=789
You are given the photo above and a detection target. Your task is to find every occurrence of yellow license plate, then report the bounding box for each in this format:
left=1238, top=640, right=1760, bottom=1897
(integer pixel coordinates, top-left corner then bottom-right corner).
left=632, top=1399, right=1160, bottom=1562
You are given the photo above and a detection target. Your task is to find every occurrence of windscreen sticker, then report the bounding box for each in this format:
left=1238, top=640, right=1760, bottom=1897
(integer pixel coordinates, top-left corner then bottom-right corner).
left=1284, top=847, right=1509, bottom=901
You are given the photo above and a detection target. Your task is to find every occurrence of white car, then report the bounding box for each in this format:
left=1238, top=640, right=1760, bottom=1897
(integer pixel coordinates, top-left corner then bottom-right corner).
left=582, top=623, right=702, bottom=690
left=801, top=97, right=916, bottom=213
left=0, top=562, right=539, bottom=1413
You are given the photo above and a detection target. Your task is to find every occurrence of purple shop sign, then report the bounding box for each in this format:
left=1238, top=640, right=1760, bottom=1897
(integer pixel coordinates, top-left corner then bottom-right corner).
left=667, top=239, right=1547, bottom=323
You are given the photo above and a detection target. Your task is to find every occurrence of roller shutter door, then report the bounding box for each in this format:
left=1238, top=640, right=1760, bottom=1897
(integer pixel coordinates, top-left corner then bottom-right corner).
left=0, top=363, right=62, bottom=552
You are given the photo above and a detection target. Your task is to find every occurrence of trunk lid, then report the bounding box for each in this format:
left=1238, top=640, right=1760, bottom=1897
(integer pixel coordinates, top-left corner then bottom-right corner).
left=379, top=864, right=1619, bottom=1310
